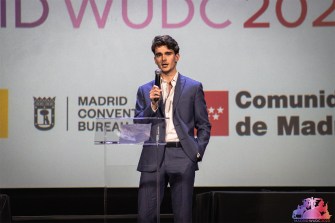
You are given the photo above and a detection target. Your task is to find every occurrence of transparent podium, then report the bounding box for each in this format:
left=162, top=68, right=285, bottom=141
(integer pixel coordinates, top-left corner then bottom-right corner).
left=94, top=117, right=167, bottom=223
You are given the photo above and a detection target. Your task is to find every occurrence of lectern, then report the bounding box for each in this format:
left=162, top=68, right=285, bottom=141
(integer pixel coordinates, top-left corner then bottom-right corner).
left=94, top=117, right=167, bottom=223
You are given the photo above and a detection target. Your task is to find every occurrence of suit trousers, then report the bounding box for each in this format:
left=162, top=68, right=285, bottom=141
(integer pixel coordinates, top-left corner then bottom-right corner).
left=138, top=146, right=196, bottom=223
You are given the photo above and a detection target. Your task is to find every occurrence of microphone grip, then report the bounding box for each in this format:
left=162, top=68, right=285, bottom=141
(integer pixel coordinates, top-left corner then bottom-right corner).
left=155, top=73, right=161, bottom=88
left=154, top=70, right=161, bottom=102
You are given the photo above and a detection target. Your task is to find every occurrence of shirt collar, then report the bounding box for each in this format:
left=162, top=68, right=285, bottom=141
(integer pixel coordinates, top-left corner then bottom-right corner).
left=161, top=71, right=179, bottom=86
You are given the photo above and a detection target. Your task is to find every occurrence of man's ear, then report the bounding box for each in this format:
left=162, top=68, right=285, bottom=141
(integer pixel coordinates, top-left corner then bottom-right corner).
left=175, top=53, right=180, bottom=62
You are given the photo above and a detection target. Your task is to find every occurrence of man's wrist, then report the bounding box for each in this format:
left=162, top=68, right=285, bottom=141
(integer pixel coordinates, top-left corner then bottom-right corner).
left=151, top=101, right=158, bottom=111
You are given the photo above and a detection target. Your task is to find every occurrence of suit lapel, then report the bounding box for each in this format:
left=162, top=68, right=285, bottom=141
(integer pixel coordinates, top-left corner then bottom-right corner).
left=173, top=73, right=186, bottom=113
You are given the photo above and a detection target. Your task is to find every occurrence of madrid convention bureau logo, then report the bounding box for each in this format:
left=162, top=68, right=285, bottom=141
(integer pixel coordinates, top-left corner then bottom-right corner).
left=33, top=97, right=55, bottom=130
left=292, top=197, right=332, bottom=222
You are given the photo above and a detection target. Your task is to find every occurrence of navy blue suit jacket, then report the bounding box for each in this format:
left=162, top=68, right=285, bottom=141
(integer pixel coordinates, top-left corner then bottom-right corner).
left=135, top=73, right=211, bottom=172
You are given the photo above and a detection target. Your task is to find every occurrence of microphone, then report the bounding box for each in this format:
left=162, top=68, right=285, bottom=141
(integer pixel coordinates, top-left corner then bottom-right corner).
left=153, top=69, right=161, bottom=103
left=155, top=69, right=161, bottom=88
left=154, top=69, right=162, bottom=144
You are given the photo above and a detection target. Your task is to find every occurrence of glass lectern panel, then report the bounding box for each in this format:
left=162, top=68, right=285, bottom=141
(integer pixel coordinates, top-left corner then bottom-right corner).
left=94, top=117, right=166, bottom=145
left=94, top=117, right=166, bottom=220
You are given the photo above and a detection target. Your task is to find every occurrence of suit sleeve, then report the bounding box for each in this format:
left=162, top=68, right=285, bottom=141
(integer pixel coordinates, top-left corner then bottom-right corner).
left=194, top=83, right=211, bottom=158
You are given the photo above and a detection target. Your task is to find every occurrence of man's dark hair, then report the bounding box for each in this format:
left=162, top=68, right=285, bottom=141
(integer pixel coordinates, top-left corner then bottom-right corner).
left=151, top=35, right=180, bottom=54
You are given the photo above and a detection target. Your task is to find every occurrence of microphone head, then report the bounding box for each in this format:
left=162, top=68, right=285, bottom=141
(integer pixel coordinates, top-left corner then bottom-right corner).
left=155, top=69, right=162, bottom=75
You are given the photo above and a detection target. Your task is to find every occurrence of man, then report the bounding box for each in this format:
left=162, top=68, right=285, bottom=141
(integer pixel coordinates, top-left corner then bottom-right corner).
left=135, top=35, right=211, bottom=223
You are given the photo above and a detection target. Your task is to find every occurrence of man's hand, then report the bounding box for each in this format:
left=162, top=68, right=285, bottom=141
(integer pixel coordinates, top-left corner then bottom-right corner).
left=150, top=85, right=161, bottom=110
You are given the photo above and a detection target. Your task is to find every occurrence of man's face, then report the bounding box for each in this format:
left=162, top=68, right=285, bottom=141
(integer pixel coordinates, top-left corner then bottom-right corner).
left=154, top=45, right=180, bottom=75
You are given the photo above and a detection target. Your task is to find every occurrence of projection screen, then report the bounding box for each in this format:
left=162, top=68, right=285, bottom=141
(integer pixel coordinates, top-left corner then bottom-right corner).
left=0, top=0, right=334, bottom=188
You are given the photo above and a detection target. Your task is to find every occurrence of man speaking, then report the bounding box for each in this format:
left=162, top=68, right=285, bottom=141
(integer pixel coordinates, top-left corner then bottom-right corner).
left=135, top=35, right=211, bottom=223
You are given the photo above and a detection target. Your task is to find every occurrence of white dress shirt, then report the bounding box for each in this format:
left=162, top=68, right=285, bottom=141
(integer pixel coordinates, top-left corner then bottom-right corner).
left=161, top=72, right=179, bottom=142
